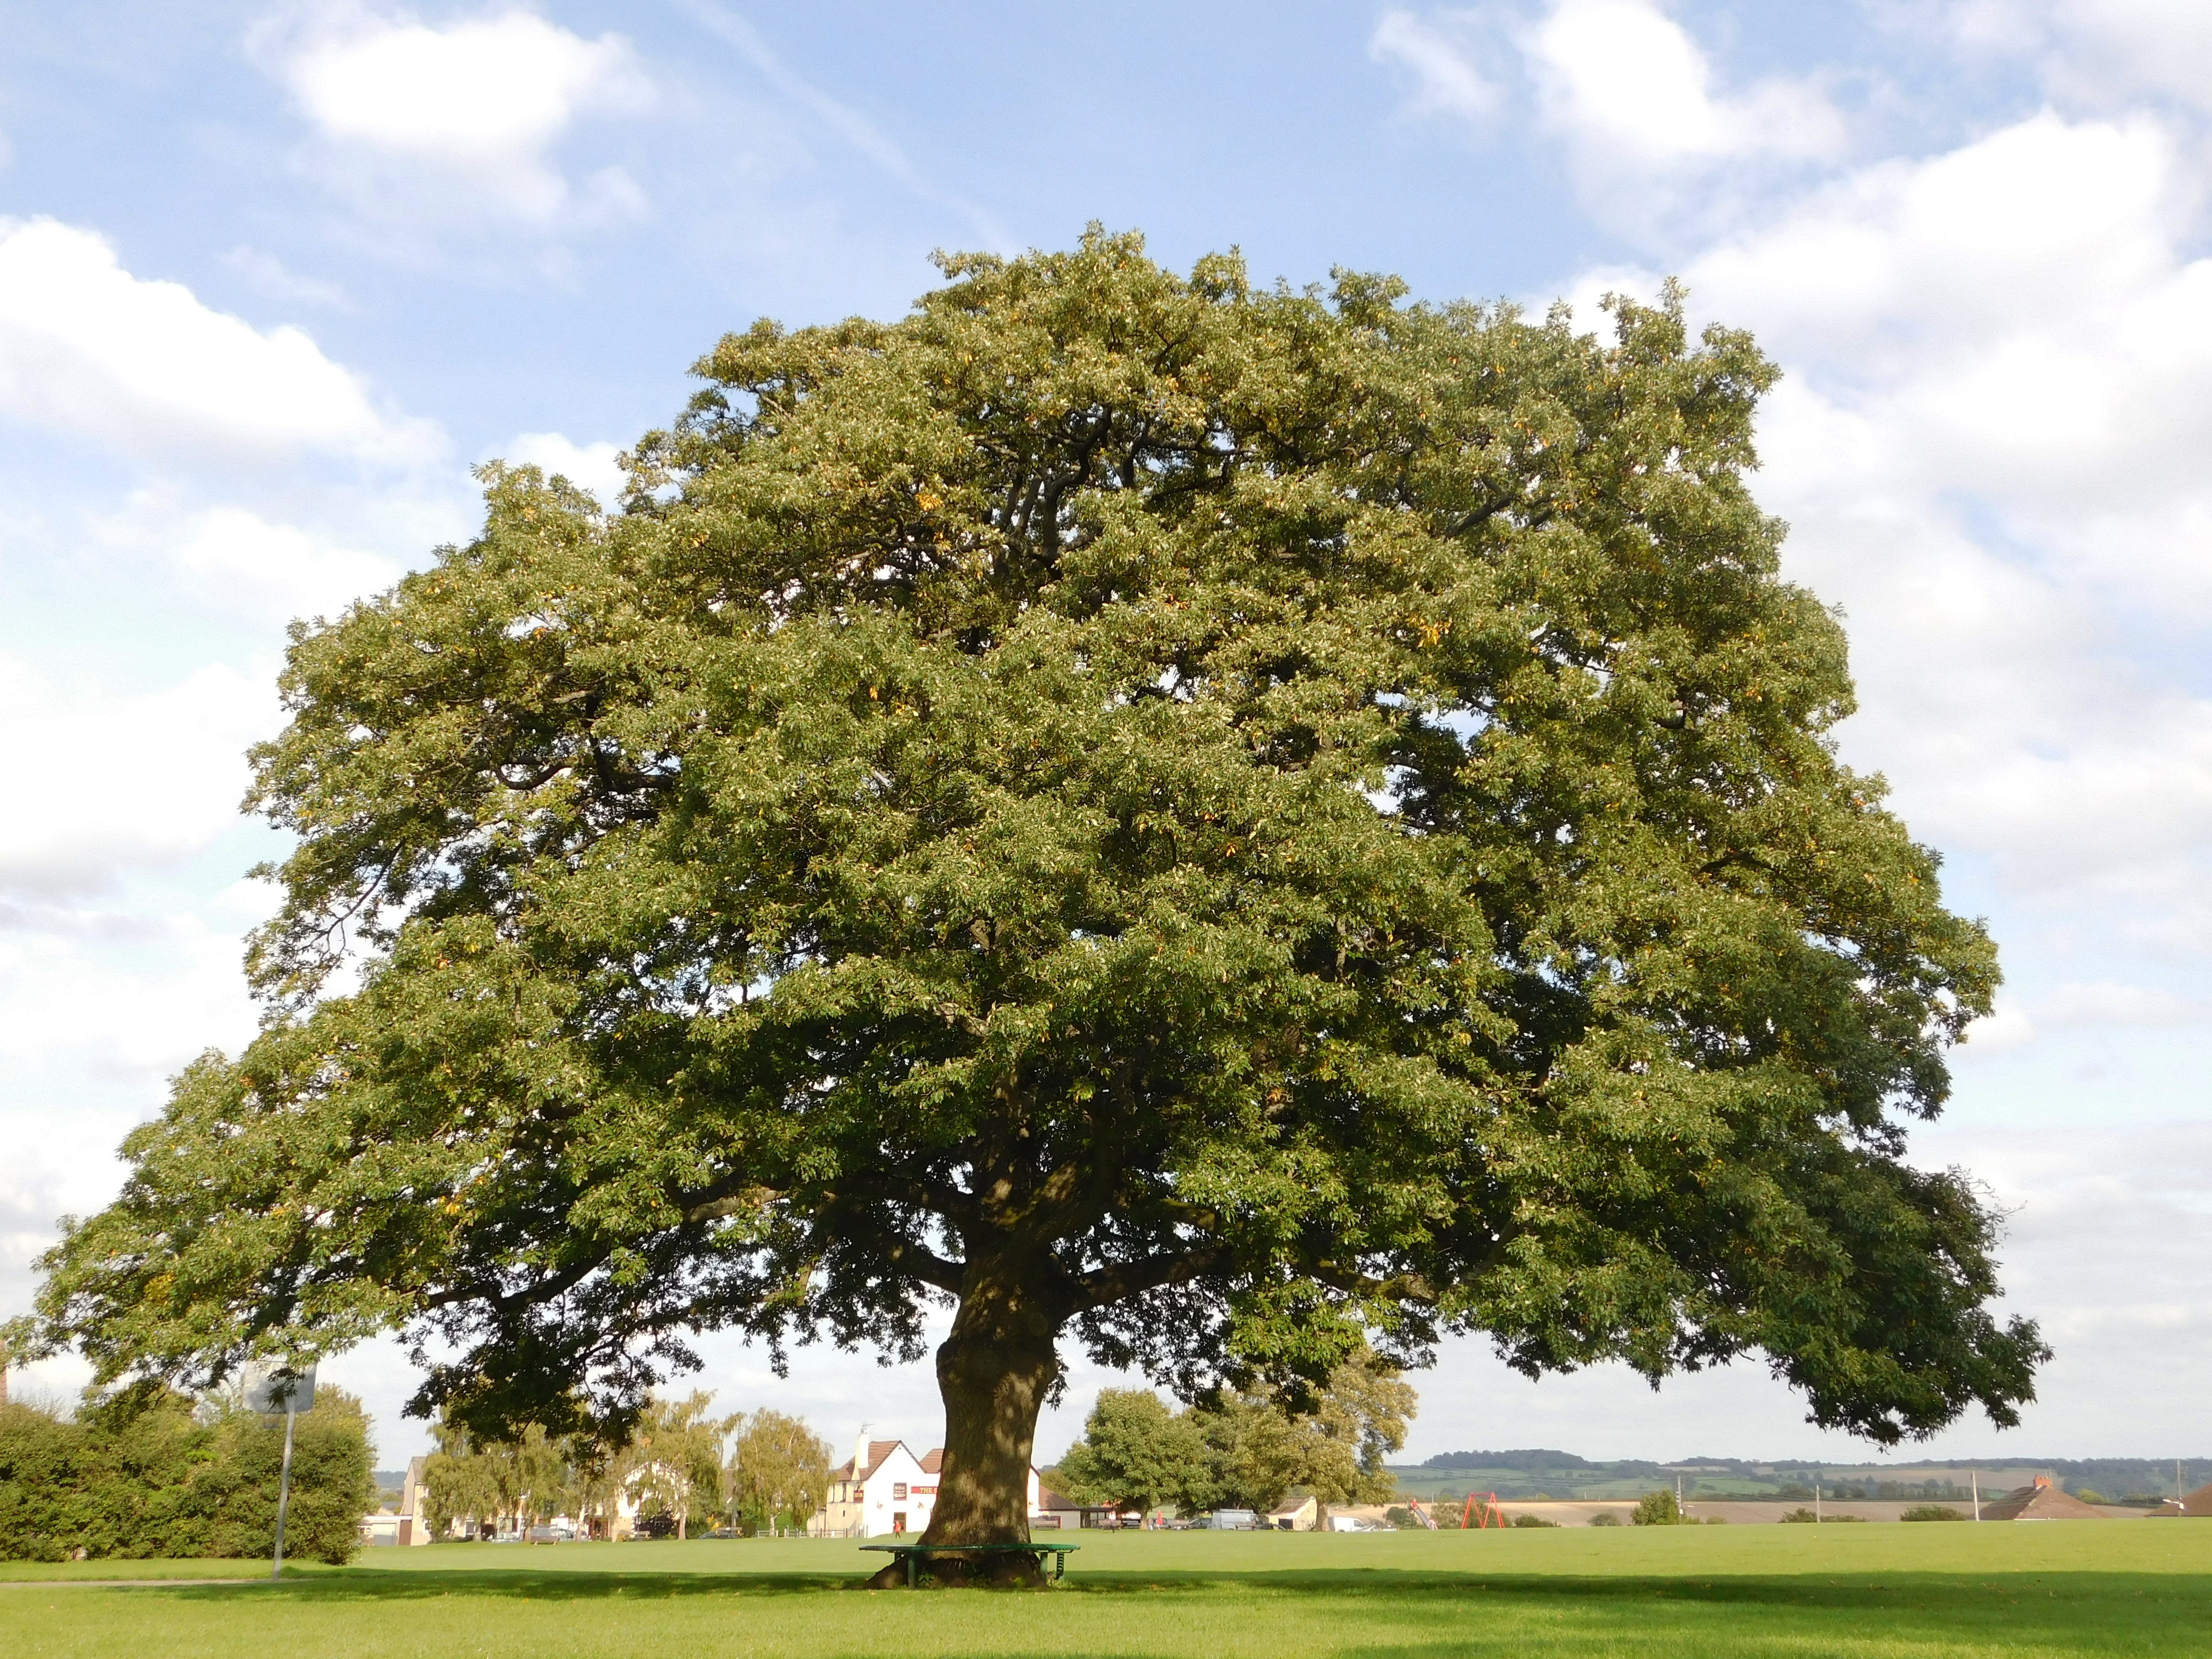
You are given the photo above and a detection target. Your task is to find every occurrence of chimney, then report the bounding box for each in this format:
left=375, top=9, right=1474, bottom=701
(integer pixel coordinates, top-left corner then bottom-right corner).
left=855, top=1426, right=873, bottom=1477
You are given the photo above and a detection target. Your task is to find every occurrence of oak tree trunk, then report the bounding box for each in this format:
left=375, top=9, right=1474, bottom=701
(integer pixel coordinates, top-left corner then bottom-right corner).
left=867, top=1258, right=1062, bottom=1587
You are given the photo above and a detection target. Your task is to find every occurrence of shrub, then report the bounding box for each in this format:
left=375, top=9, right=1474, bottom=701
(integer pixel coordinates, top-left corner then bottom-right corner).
left=0, top=1390, right=373, bottom=1564
left=2072, top=1488, right=2107, bottom=1504
left=1780, top=1508, right=1818, bottom=1523
left=1900, top=1505, right=1966, bottom=1522
left=1632, top=1490, right=1683, bottom=1526
left=1587, top=1511, right=1623, bottom=1526
left=1511, top=1513, right=1558, bottom=1527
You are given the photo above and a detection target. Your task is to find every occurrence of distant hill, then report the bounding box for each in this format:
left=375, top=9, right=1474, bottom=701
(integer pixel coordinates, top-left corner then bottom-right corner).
left=1388, top=1453, right=2210, bottom=1504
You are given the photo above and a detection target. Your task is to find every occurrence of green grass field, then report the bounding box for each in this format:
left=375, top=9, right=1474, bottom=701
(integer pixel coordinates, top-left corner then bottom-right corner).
left=3, top=1523, right=2205, bottom=1657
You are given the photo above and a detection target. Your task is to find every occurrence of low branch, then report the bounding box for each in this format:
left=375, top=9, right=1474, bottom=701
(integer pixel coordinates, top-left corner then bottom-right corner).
left=685, top=1186, right=781, bottom=1225
left=1072, top=1242, right=1235, bottom=1312
left=886, top=1240, right=966, bottom=1296
left=1304, top=1258, right=1439, bottom=1305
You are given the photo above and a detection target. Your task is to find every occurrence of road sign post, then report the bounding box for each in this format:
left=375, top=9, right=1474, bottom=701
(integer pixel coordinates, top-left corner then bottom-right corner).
left=243, top=1364, right=316, bottom=1580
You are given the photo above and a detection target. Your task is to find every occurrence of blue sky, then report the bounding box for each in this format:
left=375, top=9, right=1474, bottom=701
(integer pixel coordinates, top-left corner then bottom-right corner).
left=5, top=0, right=2212, bottom=1471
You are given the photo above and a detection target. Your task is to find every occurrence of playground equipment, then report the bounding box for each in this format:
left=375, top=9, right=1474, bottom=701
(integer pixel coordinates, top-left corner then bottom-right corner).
left=1462, top=1492, right=1506, bottom=1529
left=1406, top=1493, right=1508, bottom=1528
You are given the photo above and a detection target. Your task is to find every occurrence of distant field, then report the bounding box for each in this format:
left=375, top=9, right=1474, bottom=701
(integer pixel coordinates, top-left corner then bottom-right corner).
left=1381, top=1461, right=2079, bottom=1503
left=4, top=1523, right=2206, bottom=1657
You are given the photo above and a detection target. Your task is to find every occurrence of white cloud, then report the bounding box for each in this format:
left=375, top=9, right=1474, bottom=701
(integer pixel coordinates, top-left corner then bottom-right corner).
left=1372, top=2, right=1846, bottom=230
left=90, top=492, right=401, bottom=626
left=1934, top=0, right=2212, bottom=112
left=1960, top=1000, right=2036, bottom=1054
left=1370, top=9, right=1503, bottom=123
left=1597, top=111, right=2212, bottom=943
left=0, top=217, right=436, bottom=464
left=1523, top=0, right=1844, bottom=171
left=0, top=914, right=261, bottom=1075
left=496, top=431, right=625, bottom=501
left=251, top=5, right=655, bottom=227
left=0, top=654, right=273, bottom=901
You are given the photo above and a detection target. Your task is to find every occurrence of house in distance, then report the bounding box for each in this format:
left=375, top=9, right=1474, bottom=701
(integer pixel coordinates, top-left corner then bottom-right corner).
left=809, top=1431, right=1079, bottom=1537
left=1980, top=1477, right=2108, bottom=1521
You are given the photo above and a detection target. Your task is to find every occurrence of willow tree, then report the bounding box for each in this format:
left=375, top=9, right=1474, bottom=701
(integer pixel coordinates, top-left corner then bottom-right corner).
left=15, top=230, right=2042, bottom=1583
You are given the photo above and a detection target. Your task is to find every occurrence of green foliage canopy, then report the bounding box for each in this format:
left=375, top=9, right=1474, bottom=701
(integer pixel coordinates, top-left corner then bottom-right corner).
left=13, top=229, right=2042, bottom=1541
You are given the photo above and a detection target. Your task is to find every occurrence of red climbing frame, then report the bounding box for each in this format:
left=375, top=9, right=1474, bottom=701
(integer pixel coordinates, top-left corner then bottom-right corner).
left=1462, top=1492, right=1506, bottom=1529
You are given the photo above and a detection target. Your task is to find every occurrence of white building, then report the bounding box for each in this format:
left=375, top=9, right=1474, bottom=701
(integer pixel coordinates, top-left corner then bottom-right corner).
left=810, top=1430, right=1076, bottom=1537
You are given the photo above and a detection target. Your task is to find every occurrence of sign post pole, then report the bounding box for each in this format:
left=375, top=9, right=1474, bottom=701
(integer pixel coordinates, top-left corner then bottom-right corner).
left=245, top=1362, right=316, bottom=1581
left=273, top=1404, right=298, bottom=1580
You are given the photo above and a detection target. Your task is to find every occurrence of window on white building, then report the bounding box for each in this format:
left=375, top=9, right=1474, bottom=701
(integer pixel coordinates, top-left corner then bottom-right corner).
left=892, top=1482, right=908, bottom=1500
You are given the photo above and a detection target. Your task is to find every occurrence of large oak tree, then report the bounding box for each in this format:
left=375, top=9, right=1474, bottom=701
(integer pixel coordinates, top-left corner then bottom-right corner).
left=15, top=231, right=2042, bottom=1582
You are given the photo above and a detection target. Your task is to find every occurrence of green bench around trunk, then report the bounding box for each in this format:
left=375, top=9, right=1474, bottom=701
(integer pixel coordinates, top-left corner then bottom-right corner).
left=859, top=1542, right=1080, bottom=1586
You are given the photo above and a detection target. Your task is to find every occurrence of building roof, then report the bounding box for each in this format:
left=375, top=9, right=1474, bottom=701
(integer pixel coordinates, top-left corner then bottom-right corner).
left=1978, top=1478, right=2109, bottom=1521
left=829, top=1437, right=1050, bottom=1491
left=831, top=1440, right=913, bottom=1483
left=2155, top=1480, right=2212, bottom=1517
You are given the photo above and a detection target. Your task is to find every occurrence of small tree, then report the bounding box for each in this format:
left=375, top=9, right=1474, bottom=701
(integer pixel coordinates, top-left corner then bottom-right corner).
left=421, top=1418, right=497, bottom=1539
left=1193, top=1352, right=1415, bottom=1515
left=1632, top=1489, right=1682, bottom=1526
left=1053, top=1389, right=1217, bottom=1521
left=621, top=1392, right=728, bottom=1539
left=423, top=1418, right=546, bottom=1538
left=725, top=1409, right=832, bottom=1534
left=1279, top=1350, right=1416, bottom=1512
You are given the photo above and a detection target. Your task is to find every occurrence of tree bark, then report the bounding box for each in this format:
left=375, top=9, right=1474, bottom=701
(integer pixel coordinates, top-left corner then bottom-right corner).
left=868, top=1257, right=1062, bottom=1587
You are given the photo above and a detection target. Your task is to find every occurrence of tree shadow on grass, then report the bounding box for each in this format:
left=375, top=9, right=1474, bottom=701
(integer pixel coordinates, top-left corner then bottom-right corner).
left=158, top=1563, right=2211, bottom=1611
left=124, top=1568, right=2207, bottom=1659
left=160, top=1569, right=851, bottom=1603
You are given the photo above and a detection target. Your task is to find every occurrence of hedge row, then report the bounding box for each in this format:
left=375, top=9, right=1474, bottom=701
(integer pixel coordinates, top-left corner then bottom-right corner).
left=0, top=1390, right=374, bottom=1563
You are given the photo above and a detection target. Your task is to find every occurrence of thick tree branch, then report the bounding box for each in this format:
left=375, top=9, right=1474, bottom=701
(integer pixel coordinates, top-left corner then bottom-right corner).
left=1072, top=1242, right=1235, bottom=1312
